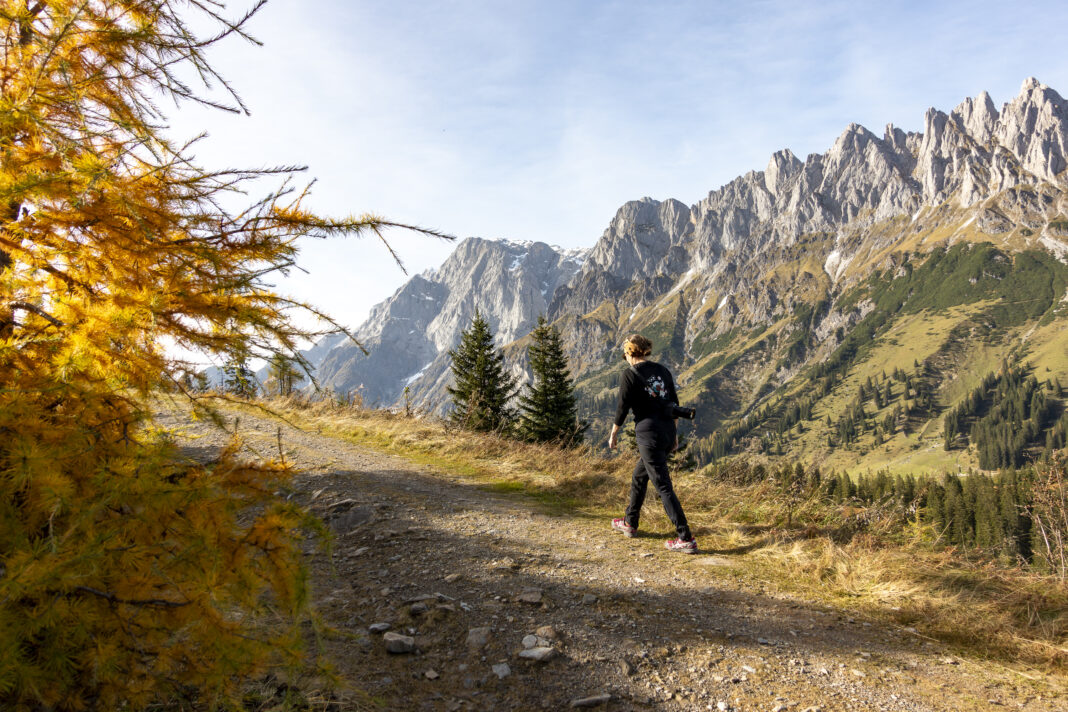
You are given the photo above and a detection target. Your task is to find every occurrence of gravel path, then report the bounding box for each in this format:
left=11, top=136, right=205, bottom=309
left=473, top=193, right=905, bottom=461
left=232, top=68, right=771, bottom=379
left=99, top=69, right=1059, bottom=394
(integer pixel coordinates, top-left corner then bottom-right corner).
left=159, top=406, right=1064, bottom=712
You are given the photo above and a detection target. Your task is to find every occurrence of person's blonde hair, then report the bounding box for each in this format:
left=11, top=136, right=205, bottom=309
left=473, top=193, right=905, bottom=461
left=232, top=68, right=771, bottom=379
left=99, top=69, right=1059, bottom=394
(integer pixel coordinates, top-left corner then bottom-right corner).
left=623, top=334, right=653, bottom=359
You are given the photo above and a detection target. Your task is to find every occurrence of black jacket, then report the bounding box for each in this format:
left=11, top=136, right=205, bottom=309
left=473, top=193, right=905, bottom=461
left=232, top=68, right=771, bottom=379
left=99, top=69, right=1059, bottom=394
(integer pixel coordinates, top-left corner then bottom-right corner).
left=613, top=361, right=678, bottom=431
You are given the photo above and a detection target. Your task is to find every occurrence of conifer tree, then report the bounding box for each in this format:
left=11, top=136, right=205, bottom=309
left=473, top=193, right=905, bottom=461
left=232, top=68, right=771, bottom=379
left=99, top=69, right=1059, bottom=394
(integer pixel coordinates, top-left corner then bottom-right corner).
left=973, top=477, right=1001, bottom=550
left=268, top=352, right=305, bottom=396
left=224, top=355, right=258, bottom=398
left=925, top=483, right=945, bottom=533
left=517, top=316, right=587, bottom=445
left=943, top=477, right=968, bottom=546
left=0, top=3, right=450, bottom=708
left=447, top=311, right=518, bottom=431
left=805, top=465, right=822, bottom=494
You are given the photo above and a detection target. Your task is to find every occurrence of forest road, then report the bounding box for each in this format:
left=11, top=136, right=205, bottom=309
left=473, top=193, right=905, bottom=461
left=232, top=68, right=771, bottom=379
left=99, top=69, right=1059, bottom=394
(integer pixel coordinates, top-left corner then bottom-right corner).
left=158, top=405, right=1065, bottom=712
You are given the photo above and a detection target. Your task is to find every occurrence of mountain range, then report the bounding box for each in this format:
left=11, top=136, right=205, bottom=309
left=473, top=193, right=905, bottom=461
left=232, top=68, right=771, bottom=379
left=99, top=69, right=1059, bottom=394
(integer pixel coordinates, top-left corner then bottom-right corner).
left=305, top=77, right=1068, bottom=475
left=310, top=238, right=585, bottom=409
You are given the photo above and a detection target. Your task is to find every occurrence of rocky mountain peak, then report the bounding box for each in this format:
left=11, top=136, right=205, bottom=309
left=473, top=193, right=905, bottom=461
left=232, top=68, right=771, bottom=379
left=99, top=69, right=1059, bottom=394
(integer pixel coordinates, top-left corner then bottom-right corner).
left=764, top=149, right=802, bottom=196
left=993, top=77, right=1068, bottom=182
left=309, top=237, right=588, bottom=409
left=882, top=123, right=910, bottom=152
left=951, top=90, right=998, bottom=144
left=833, top=122, right=877, bottom=150
left=584, top=197, right=693, bottom=281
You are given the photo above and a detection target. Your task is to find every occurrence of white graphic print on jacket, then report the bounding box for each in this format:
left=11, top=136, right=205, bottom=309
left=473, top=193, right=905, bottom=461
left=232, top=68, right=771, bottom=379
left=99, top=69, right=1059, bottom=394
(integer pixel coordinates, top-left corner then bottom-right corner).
left=644, top=375, right=667, bottom=400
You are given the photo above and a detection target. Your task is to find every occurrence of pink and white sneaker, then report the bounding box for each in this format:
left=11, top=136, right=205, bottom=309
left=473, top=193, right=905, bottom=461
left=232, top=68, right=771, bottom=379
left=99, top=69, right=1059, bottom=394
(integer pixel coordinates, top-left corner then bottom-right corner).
left=611, top=518, right=637, bottom=538
left=664, top=537, right=697, bottom=554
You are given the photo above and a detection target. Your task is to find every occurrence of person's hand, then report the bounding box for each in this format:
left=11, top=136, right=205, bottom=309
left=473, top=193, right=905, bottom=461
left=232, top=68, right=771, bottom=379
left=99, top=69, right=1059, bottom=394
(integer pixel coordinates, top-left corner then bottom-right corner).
left=673, top=436, right=679, bottom=452
left=608, top=433, right=618, bottom=450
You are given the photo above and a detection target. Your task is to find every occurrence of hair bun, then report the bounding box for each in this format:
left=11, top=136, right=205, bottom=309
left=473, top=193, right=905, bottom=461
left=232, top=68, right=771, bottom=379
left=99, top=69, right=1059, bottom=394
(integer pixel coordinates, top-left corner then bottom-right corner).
left=623, top=334, right=653, bottom=358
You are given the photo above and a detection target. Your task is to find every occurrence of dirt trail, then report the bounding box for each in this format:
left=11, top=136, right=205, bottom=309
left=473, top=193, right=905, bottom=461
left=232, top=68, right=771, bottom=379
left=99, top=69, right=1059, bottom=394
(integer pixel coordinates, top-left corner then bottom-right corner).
left=159, top=407, right=1064, bottom=712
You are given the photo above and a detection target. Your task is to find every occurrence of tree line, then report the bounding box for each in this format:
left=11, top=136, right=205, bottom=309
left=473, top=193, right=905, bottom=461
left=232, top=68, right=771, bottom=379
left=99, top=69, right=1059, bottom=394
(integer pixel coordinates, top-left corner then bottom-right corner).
left=944, top=362, right=1064, bottom=467
left=703, top=458, right=1067, bottom=573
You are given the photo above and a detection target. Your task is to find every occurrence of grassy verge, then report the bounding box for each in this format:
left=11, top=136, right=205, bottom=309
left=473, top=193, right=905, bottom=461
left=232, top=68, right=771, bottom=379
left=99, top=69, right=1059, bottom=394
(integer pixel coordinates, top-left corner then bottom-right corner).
left=254, top=397, right=1067, bottom=679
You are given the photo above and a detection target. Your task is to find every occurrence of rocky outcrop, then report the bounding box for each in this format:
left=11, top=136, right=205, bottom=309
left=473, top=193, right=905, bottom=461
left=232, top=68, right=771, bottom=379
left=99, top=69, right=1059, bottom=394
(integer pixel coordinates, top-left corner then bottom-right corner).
left=994, top=78, right=1068, bottom=184
left=583, top=198, right=693, bottom=280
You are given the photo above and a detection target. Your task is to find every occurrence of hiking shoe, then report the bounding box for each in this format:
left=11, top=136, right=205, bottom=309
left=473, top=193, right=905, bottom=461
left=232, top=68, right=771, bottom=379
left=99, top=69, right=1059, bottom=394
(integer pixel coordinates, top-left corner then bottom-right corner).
left=611, top=518, right=637, bottom=538
left=664, top=537, right=697, bottom=554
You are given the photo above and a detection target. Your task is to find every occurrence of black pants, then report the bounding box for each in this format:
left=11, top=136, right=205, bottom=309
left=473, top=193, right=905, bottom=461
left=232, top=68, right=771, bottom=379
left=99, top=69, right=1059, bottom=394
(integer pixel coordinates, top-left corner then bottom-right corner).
left=625, top=428, right=692, bottom=540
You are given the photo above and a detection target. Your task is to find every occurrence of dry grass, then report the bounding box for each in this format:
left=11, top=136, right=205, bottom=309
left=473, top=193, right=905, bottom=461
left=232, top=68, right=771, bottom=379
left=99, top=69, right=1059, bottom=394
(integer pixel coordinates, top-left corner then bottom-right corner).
left=744, top=538, right=1067, bottom=666
left=256, top=396, right=1068, bottom=676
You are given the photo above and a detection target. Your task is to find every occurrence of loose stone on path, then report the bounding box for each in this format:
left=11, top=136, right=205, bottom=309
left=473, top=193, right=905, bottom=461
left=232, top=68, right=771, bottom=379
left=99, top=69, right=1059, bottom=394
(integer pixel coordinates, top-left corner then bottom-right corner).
left=466, top=626, right=492, bottom=650
left=518, top=646, right=556, bottom=662
left=383, top=632, right=415, bottom=654
left=517, top=587, right=543, bottom=604
left=535, top=625, right=558, bottom=640
left=570, top=692, right=612, bottom=708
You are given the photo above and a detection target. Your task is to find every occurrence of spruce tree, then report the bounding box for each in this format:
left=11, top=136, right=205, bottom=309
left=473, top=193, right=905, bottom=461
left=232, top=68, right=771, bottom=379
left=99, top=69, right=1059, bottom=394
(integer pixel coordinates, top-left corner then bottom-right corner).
left=447, top=311, right=518, bottom=432
left=925, top=483, right=945, bottom=532
left=973, top=477, right=1000, bottom=550
left=517, top=316, right=588, bottom=444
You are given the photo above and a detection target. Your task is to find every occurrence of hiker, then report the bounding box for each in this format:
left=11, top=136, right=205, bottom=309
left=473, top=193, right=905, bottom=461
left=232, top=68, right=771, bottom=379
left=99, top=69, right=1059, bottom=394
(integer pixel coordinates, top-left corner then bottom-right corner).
left=608, top=334, right=697, bottom=553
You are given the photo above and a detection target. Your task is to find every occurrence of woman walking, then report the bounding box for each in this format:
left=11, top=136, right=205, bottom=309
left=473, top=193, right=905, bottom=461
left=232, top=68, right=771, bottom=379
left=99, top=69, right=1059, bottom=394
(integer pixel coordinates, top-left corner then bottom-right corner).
left=608, top=334, right=697, bottom=553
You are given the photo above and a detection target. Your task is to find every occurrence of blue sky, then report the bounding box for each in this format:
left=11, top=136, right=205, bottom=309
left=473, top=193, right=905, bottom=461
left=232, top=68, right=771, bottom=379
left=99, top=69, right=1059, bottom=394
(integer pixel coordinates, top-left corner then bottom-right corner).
left=168, top=0, right=1068, bottom=333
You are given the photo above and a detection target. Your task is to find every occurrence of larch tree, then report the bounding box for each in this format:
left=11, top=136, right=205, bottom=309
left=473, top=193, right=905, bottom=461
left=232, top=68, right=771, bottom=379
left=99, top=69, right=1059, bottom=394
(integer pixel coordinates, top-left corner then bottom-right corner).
left=447, top=310, right=517, bottom=432
left=0, top=1, right=449, bottom=709
left=517, top=315, right=586, bottom=445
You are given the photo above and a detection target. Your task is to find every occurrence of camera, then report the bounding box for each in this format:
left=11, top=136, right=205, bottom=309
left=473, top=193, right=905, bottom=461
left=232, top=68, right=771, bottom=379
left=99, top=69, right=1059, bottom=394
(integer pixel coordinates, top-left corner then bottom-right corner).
left=671, top=405, right=696, bottom=420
